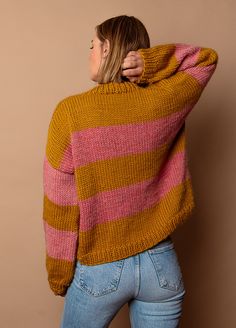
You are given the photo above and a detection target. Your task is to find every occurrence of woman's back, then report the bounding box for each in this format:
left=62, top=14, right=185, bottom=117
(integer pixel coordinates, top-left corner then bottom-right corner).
left=43, top=42, right=218, bottom=296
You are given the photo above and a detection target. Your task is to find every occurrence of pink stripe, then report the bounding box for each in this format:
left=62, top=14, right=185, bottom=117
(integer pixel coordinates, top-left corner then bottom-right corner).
left=72, top=105, right=192, bottom=168
left=79, top=150, right=189, bottom=231
left=184, top=64, right=216, bottom=87
left=174, top=43, right=201, bottom=71
left=43, top=220, right=78, bottom=261
left=174, top=43, right=216, bottom=87
left=43, top=156, right=78, bottom=206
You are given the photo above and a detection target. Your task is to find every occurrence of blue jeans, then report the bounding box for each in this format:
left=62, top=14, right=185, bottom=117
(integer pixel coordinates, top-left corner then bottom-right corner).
left=60, top=236, right=186, bottom=328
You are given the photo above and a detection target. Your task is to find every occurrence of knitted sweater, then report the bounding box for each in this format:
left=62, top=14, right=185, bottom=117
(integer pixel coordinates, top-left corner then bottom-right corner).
left=42, top=42, right=218, bottom=296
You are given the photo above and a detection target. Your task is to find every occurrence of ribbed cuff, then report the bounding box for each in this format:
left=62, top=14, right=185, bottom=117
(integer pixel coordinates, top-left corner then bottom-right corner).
left=137, top=44, right=176, bottom=84
left=137, top=48, right=159, bottom=83
left=49, top=280, right=69, bottom=296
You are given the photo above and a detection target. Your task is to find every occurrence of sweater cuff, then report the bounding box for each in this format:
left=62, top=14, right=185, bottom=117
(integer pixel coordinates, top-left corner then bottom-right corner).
left=137, top=48, right=159, bottom=84
left=49, top=280, right=69, bottom=296
left=137, top=44, right=176, bottom=84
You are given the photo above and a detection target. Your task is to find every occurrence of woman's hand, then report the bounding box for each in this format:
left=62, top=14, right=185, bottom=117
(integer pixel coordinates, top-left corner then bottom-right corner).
left=121, top=51, right=144, bottom=82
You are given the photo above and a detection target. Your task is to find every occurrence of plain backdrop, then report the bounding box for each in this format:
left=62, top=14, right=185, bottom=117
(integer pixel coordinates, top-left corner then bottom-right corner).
left=0, top=1, right=235, bottom=327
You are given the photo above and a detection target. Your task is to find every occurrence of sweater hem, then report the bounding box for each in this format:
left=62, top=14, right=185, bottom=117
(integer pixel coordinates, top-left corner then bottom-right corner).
left=77, top=203, right=195, bottom=265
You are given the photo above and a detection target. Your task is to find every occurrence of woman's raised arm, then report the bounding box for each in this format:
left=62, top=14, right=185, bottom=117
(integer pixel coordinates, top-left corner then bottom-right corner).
left=122, top=43, right=218, bottom=89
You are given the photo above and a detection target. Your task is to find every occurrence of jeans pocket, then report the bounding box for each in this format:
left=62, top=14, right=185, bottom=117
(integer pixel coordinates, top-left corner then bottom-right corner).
left=147, top=241, right=184, bottom=292
left=73, top=259, right=125, bottom=297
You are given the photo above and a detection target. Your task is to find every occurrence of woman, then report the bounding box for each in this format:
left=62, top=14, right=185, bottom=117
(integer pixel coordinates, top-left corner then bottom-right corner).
left=42, top=15, right=218, bottom=328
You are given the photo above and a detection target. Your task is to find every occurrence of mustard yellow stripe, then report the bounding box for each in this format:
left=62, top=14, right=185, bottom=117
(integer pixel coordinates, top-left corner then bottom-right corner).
left=77, top=178, right=194, bottom=265
left=138, top=44, right=177, bottom=84
left=75, top=131, right=186, bottom=199
left=197, top=47, right=218, bottom=67
left=45, top=254, right=75, bottom=294
left=68, top=76, right=202, bottom=132
left=43, top=195, right=79, bottom=232
left=155, top=70, right=203, bottom=104
left=46, top=101, right=71, bottom=169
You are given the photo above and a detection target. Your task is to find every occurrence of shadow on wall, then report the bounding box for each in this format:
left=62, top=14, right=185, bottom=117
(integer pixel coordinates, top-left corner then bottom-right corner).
left=172, top=98, right=225, bottom=328
left=110, top=303, right=131, bottom=327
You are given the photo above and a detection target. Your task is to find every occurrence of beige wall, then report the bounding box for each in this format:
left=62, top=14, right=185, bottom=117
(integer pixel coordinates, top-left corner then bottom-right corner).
left=0, top=0, right=234, bottom=327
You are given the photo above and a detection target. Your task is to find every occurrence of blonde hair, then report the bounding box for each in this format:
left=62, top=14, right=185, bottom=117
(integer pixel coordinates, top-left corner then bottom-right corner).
left=95, top=15, right=150, bottom=83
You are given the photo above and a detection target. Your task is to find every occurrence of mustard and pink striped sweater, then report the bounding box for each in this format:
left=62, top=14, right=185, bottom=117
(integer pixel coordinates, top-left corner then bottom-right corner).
left=42, top=43, right=218, bottom=296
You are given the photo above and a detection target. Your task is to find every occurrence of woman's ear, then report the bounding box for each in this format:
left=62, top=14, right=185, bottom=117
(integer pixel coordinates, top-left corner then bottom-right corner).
left=102, top=39, right=110, bottom=58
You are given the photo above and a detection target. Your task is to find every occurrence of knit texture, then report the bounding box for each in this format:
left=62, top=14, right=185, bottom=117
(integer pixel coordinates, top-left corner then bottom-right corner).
left=42, top=43, right=218, bottom=296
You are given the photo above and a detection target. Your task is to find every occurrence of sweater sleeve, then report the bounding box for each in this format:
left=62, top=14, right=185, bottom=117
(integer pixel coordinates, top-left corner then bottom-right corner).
left=42, top=100, right=79, bottom=296
left=137, top=43, right=218, bottom=107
